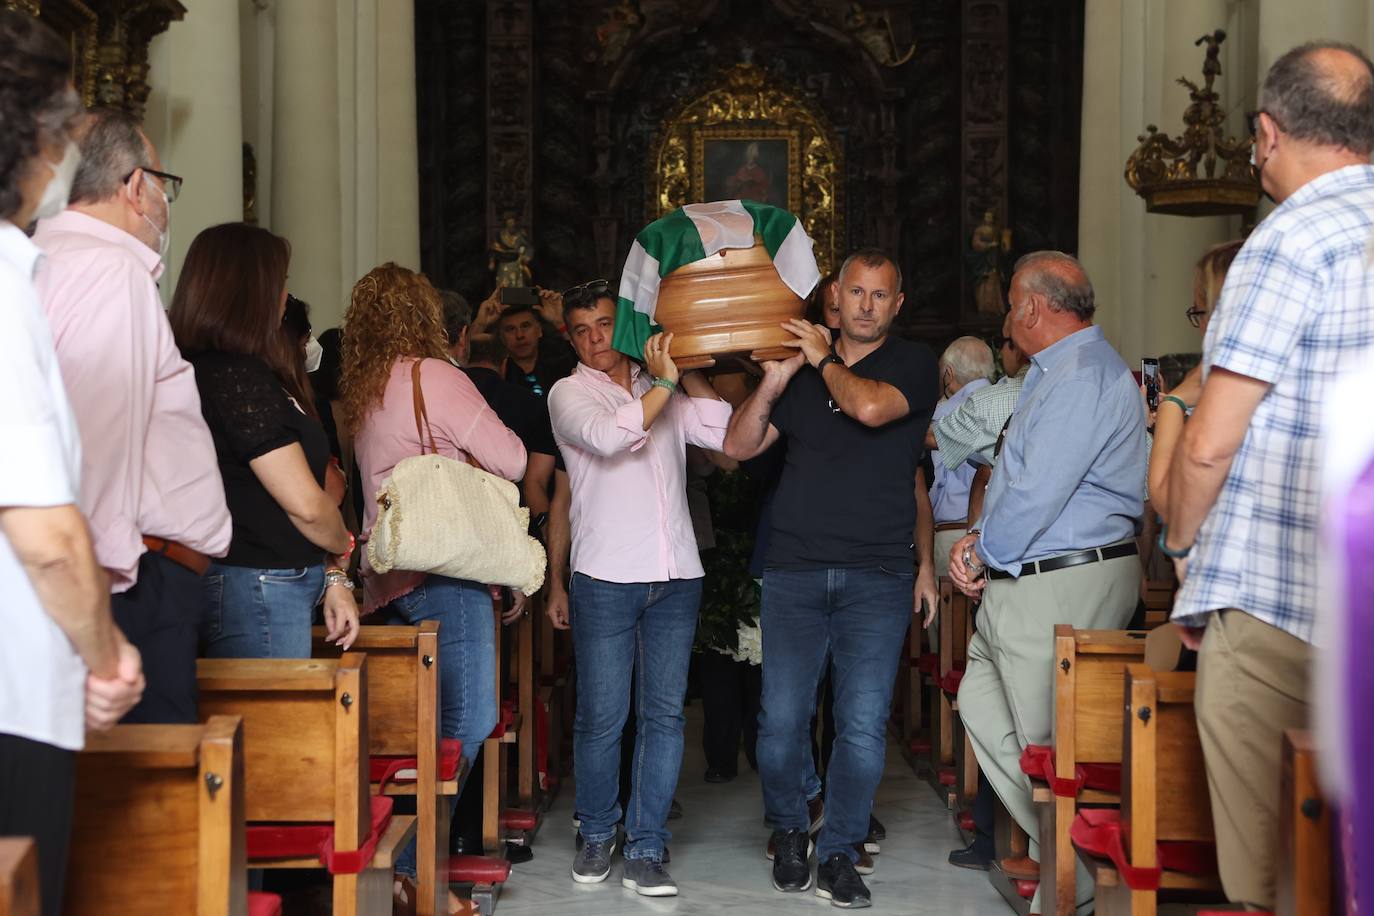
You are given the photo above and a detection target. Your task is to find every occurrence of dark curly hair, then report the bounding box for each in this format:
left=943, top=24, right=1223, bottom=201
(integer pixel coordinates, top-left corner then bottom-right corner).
left=0, top=10, right=82, bottom=221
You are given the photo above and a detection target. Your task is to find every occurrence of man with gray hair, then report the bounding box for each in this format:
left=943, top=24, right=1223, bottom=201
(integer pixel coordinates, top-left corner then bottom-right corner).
left=1163, top=41, right=1374, bottom=909
left=928, top=337, right=995, bottom=583
left=947, top=250, right=1146, bottom=916
left=33, top=108, right=230, bottom=725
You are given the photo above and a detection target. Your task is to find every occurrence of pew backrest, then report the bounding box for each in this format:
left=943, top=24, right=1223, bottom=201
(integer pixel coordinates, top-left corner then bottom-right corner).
left=312, top=624, right=438, bottom=760
left=1278, top=729, right=1333, bottom=916
left=1054, top=626, right=1149, bottom=780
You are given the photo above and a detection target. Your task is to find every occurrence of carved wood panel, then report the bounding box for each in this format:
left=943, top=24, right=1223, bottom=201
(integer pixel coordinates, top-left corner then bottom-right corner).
left=487, top=0, right=534, bottom=261
left=959, top=0, right=1008, bottom=327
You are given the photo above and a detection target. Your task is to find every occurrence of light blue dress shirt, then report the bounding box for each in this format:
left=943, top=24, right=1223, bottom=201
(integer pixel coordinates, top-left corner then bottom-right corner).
left=928, top=377, right=990, bottom=523
left=976, top=326, right=1146, bottom=576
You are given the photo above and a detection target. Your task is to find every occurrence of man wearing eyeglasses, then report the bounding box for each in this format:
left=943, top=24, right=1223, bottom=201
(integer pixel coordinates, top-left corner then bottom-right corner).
left=33, top=108, right=229, bottom=726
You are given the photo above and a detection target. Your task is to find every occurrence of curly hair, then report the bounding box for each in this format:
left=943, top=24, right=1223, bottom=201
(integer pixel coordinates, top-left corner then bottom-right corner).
left=0, top=10, right=83, bottom=220
left=338, top=263, right=450, bottom=433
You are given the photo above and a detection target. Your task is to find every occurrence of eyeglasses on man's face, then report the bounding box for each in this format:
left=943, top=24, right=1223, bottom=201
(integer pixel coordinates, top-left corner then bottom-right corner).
left=124, top=166, right=183, bottom=203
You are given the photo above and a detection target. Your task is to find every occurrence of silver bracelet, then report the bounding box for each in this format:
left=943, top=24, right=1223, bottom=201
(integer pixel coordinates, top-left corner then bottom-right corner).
left=324, top=570, right=354, bottom=591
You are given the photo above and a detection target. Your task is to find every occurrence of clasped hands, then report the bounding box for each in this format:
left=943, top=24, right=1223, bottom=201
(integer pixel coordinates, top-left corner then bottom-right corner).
left=948, top=532, right=987, bottom=598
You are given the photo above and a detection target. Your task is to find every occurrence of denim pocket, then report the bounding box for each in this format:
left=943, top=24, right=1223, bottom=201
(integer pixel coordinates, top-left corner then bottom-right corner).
left=201, top=574, right=225, bottom=642
left=260, top=567, right=311, bottom=582
left=876, top=564, right=915, bottom=580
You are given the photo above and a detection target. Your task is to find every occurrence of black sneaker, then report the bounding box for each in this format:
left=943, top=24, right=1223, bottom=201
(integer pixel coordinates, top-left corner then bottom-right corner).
left=816, top=853, right=871, bottom=908
left=770, top=828, right=812, bottom=892
left=621, top=857, right=677, bottom=897
left=947, top=840, right=993, bottom=871
left=571, top=834, right=616, bottom=884
left=867, top=813, right=886, bottom=841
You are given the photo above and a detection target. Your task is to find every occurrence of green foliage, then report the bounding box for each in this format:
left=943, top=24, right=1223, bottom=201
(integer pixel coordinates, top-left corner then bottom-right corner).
left=694, top=469, right=763, bottom=655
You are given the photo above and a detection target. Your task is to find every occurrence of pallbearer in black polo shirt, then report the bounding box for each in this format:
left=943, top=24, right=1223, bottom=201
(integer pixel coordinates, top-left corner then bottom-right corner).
left=723, top=248, right=939, bottom=908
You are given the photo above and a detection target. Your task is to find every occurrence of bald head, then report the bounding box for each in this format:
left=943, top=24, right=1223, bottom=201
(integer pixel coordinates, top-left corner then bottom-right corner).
left=939, top=336, right=995, bottom=391
left=1011, top=251, right=1095, bottom=322
left=1261, top=42, right=1374, bottom=155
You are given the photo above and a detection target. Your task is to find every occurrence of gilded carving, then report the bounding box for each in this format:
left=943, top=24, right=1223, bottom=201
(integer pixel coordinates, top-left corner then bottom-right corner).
left=649, top=63, right=844, bottom=274
left=843, top=2, right=915, bottom=68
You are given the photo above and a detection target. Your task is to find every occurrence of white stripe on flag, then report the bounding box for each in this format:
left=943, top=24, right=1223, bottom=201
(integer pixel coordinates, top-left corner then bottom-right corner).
left=682, top=200, right=755, bottom=257
left=617, top=239, right=663, bottom=321
left=773, top=220, right=822, bottom=300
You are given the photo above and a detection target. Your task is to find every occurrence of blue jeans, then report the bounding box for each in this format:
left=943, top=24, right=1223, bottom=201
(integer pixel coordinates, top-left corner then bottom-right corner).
left=757, top=567, right=912, bottom=863
left=384, top=575, right=496, bottom=880
left=571, top=573, right=702, bottom=860
left=200, top=562, right=324, bottom=659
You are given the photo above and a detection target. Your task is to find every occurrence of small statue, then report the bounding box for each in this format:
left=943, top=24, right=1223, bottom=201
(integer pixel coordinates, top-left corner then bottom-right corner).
left=489, top=213, right=533, bottom=289
left=967, top=209, right=1012, bottom=317
left=593, top=0, right=643, bottom=64
left=845, top=2, right=915, bottom=68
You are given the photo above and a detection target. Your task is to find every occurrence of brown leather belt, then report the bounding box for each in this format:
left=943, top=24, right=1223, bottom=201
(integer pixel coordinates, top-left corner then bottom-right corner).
left=142, top=536, right=210, bottom=577
left=935, top=521, right=968, bottom=533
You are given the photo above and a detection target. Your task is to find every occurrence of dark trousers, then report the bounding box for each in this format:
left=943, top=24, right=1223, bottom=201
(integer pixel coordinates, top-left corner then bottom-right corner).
left=111, top=551, right=204, bottom=724
left=809, top=670, right=837, bottom=787
left=700, top=649, right=762, bottom=774
left=0, top=734, right=75, bottom=916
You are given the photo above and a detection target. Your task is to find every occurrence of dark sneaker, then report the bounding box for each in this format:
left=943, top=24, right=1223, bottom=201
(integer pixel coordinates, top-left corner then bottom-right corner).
left=852, top=843, right=875, bottom=875
left=867, top=813, right=886, bottom=841
left=947, top=841, right=993, bottom=871
left=621, top=857, right=677, bottom=897
left=816, top=853, right=871, bottom=908
left=770, top=828, right=813, bottom=892
left=668, top=799, right=683, bottom=820
left=571, top=834, right=616, bottom=884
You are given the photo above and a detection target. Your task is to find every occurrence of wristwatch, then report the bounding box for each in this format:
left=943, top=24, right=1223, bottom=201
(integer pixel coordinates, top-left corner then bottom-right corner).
left=817, top=353, right=844, bottom=375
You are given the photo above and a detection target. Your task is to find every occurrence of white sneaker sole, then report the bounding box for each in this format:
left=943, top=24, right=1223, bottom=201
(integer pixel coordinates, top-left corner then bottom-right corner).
left=815, top=886, right=872, bottom=908
left=572, top=867, right=610, bottom=884
left=621, top=878, right=678, bottom=897
left=771, top=874, right=814, bottom=893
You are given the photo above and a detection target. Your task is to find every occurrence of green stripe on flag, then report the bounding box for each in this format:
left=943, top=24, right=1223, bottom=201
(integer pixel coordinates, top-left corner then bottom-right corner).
left=636, top=206, right=706, bottom=277
left=740, top=200, right=798, bottom=259
left=611, top=295, right=661, bottom=360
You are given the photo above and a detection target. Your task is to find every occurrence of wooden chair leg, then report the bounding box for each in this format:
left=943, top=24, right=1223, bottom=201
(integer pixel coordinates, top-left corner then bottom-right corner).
left=1053, top=796, right=1075, bottom=916
left=518, top=603, right=536, bottom=807
left=333, top=870, right=391, bottom=916
left=481, top=739, right=501, bottom=852
left=416, top=792, right=452, bottom=916
left=938, top=693, right=956, bottom=766
left=959, top=724, right=979, bottom=807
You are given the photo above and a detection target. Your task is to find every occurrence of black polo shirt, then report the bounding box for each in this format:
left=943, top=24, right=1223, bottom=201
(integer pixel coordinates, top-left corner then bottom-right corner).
left=765, top=335, right=939, bottom=570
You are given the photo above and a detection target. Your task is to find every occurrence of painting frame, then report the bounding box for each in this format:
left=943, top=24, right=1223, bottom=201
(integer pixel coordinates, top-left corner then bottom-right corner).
left=692, top=127, right=802, bottom=214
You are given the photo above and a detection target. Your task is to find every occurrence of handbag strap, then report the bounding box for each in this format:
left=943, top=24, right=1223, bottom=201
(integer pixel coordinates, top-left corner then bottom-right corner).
left=410, top=358, right=487, bottom=471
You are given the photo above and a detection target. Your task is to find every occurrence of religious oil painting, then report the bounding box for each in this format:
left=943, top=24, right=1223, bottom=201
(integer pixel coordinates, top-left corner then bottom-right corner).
left=695, top=129, right=800, bottom=213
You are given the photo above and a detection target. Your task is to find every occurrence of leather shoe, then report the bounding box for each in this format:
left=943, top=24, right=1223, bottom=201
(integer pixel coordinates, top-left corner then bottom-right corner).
left=947, top=842, right=993, bottom=871
left=704, top=768, right=736, bottom=783
left=999, top=855, right=1040, bottom=880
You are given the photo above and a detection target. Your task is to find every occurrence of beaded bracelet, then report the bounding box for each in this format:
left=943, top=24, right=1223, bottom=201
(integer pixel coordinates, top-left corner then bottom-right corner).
left=652, top=377, right=678, bottom=393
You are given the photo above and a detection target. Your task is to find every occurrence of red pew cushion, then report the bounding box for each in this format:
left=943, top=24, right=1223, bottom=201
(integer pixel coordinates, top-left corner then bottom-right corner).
left=246, top=796, right=394, bottom=875
left=940, top=668, right=965, bottom=694
left=488, top=699, right=517, bottom=740
left=248, top=892, right=282, bottom=916
left=1070, top=808, right=1217, bottom=890
left=1015, top=879, right=1038, bottom=899
left=917, top=653, right=939, bottom=676
left=370, top=738, right=465, bottom=785
left=938, top=768, right=957, bottom=787
left=448, top=854, right=512, bottom=884
left=909, top=737, right=932, bottom=756
left=1019, top=744, right=1121, bottom=797
left=957, top=810, right=975, bottom=832
left=500, top=808, right=537, bottom=831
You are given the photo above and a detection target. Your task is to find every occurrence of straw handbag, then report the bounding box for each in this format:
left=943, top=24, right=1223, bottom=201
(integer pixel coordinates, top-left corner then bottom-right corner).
left=367, top=360, right=546, bottom=595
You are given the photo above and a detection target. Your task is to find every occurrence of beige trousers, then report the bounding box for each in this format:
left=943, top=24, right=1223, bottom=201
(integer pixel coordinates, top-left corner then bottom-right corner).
left=957, top=551, right=1139, bottom=914
left=1195, top=610, right=1312, bottom=909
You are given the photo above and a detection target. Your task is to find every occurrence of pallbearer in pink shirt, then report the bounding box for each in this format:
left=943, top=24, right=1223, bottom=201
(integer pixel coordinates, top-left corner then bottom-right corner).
left=33, top=109, right=231, bottom=725
left=548, top=280, right=733, bottom=898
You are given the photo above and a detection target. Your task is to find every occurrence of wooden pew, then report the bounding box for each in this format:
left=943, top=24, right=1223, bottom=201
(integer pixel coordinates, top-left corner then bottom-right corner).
left=936, top=579, right=973, bottom=806
left=1071, top=664, right=1222, bottom=916
left=314, top=624, right=458, bottom=916
left=198, top=656, right=416, bottom=916
left=1026, top=627, right=1148, bottom=916
left=0, top=839, right=38, bottom=916
left=62, top=716, right=286, bottom=916
left=1276, top=729, right=1333, bottom=916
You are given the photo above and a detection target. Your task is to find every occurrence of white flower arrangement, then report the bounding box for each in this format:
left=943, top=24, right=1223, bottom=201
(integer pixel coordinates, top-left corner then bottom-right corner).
left=729, top=619, right=763, bottom=666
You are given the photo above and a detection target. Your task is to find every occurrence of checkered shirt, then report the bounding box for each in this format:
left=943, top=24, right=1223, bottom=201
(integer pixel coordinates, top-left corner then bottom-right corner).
left=931, top=369, right=1026, bottom=471
left=1172, top=165, right=1374, bottom=644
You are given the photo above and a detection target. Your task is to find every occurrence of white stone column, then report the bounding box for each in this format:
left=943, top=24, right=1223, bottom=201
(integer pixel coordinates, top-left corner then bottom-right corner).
left=271, top=0, right=344, bottom=327
left=143, top=0, right=245, bottom=303
left=374, top=0, right=421, bottom=272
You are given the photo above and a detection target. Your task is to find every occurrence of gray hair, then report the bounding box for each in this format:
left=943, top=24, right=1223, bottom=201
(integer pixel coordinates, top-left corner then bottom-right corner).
left=439, top=288, right=471, bottom=344
left=1012, top=250, right=1095, bottom=322
left=69, top=108, right=149, bottom=205
left=837, top=247, right=903, bottom=296
left=1260, top=42, right=1374, bottom=155
left=939, top=336, right=996, bottom=385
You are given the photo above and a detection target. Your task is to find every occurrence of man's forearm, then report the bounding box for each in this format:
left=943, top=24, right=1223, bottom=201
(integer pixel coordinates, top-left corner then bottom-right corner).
left=820, top=363, right=906, bottom=427
left=1163, top=445, right=1232, bottom=549
left=915, top=474, right=935, bottom=569
left=547, top=472, right=572, bottom=589
left=723, top=380, right=783, bottom=458
left=966, top=464, right=991, bottom=527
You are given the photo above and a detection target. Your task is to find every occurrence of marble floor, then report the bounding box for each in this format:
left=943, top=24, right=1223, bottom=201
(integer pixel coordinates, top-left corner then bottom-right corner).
left=492, top=708, right=1012, bottom=915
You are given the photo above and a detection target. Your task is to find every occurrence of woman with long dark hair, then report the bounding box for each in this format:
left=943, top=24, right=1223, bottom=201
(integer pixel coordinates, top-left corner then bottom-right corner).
left=339, top=263, right=526, bottom=912
left=170, top=222, right=358, bottom=658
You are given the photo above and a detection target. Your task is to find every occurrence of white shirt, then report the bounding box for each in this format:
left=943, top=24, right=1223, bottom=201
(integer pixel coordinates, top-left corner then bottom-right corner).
left=0, top=221, right=87, bottom=751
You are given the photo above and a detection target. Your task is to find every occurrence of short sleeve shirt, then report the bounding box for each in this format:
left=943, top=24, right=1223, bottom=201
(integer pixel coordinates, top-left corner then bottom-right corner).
left=189, top=351, right=331, bottom=568
left=0, top=223, right=87, bottom=751
left=767, top=335, right=939, bottom=569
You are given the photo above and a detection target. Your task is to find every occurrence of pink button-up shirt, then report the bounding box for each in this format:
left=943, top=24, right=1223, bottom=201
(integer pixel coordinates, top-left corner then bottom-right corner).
left=33, top=211, right=231, bottom=592
left=355, top=358, right=528, bottom=612
left=549, top=362, right=732, bottom=584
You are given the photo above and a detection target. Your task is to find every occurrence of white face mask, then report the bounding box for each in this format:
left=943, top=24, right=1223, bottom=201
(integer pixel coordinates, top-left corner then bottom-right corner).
left=139, top=174, right=170, bottom=261
left=33, top=141, right=81, bottom=221
left=304, top=335, right=324, bottom=373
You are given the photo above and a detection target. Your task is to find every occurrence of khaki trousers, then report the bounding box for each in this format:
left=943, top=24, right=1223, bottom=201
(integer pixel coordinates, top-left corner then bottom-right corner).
left=957, top=551, right=1139, bottom=914
left=930, top=528, right=965, bottom=649
left=1195, top=610, right=1312, bottom=909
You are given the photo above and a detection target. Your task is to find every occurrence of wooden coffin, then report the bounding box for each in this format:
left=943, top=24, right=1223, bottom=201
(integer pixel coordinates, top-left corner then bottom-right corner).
left=653, top=238, right=805, bottom=370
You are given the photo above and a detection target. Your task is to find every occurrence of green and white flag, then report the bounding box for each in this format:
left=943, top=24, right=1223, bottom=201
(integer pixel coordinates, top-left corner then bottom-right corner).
left=612, top=200, right=821, bottom=359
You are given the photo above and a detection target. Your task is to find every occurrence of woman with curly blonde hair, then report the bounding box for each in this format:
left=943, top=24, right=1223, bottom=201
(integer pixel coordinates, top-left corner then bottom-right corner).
left=340, top=263, right=525, bottom=911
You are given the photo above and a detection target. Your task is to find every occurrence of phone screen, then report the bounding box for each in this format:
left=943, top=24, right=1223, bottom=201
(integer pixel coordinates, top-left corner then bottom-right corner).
left=1142, top=358, right=1160, bottom=412
left=499, top=286, right=540, bottom=307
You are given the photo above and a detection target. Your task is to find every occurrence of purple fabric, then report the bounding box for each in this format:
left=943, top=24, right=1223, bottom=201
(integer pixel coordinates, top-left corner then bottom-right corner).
left=1343, top=456, right=1374, bottom=913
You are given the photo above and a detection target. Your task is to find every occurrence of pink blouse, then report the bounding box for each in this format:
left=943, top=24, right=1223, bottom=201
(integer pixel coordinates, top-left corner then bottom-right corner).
left=355, top=357, right=527, bottom=612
